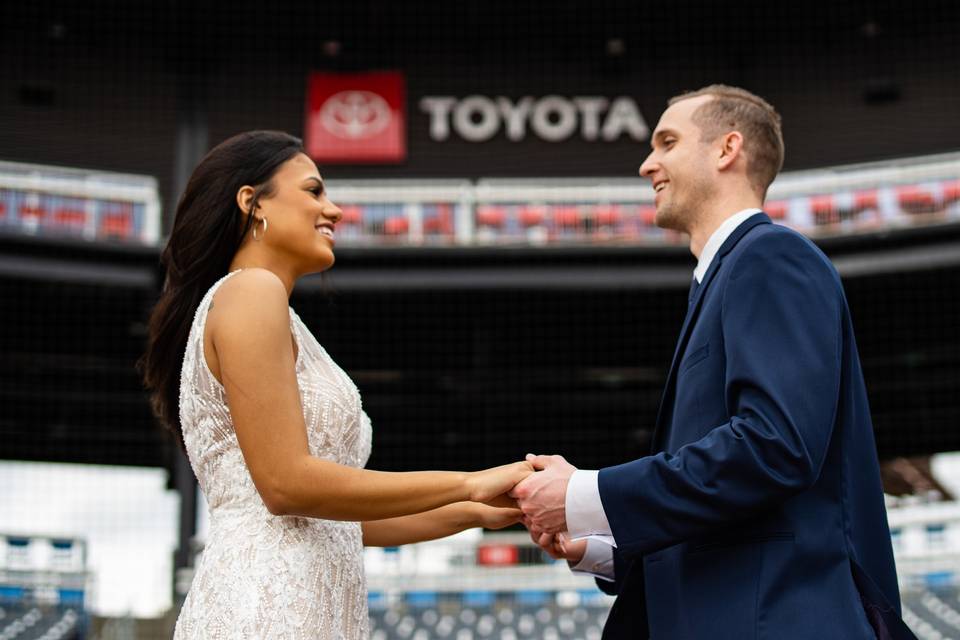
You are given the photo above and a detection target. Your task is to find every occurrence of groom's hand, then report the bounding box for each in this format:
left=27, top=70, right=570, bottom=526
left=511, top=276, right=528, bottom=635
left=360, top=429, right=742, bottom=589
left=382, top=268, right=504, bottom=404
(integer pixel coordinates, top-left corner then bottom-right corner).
left=508, top=453, right=576, bottom=535
left=527, top=527, right=587, bottom=564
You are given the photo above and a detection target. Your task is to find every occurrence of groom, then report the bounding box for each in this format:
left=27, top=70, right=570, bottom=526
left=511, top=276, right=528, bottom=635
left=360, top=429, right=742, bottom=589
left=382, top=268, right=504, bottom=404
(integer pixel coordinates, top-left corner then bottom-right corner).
left=510, top=85, right=913, bottom=639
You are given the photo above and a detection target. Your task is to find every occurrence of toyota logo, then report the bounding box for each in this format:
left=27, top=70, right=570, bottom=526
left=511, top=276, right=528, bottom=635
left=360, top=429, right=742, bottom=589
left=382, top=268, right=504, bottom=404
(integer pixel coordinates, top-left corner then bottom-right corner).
left=319, top=90, right=392, bottom=139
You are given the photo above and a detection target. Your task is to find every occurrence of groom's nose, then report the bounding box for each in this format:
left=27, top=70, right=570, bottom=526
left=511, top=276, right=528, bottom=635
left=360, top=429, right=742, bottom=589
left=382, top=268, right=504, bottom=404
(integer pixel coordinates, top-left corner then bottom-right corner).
left=639, top=153, right=658, bottom=179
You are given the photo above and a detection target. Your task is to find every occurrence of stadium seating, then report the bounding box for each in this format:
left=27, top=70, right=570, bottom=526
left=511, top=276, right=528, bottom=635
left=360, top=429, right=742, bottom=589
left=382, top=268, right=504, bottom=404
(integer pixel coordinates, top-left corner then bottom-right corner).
left=368, top=586, right=960, bottom=639
left=901, top=587, right=960, bottom=639
left=368, top=592, right=610, bottom=640
left=0, top=604, right=81, bottom=640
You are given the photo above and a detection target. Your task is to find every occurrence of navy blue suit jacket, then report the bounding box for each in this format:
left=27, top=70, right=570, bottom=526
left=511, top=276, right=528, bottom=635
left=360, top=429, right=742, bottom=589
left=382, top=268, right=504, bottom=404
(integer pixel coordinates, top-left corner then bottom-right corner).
left=595, top=214, right=912, bottom=639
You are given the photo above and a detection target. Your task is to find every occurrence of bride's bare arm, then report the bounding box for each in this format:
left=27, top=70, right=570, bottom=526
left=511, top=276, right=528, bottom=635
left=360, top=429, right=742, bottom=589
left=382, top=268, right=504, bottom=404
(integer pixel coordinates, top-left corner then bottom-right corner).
left=209, top=269, right=532, bottom=520
left=362, top=502, right=521, bottom=547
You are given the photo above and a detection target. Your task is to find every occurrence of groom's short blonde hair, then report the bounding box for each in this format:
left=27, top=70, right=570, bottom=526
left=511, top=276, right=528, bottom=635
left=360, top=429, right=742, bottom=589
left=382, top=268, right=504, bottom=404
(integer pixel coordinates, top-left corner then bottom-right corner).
left=669, top=84, right=784, bottom=198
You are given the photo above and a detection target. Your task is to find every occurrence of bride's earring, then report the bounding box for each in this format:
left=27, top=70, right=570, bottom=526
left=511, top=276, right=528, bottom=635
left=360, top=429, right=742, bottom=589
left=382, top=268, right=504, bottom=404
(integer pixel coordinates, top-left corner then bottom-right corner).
left=252, top=216, right=268, bottom=241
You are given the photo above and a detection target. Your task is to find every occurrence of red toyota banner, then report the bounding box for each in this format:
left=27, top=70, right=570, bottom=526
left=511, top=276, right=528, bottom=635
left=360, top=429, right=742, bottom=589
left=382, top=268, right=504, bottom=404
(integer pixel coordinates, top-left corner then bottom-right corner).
left=304, top=71, right=406, bottom=164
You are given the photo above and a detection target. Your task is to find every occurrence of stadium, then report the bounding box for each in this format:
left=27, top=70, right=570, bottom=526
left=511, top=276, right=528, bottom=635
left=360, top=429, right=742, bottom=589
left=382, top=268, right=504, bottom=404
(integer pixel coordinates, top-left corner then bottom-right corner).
left=1, top=1, right=959, bottom=638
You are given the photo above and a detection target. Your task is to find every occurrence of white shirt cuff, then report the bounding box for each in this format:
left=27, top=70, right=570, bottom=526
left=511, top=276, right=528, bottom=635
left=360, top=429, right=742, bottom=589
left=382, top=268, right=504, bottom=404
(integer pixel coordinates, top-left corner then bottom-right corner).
left=565, top=469, right=614, bottom=543
left=569, top=537, right=615, bottom=582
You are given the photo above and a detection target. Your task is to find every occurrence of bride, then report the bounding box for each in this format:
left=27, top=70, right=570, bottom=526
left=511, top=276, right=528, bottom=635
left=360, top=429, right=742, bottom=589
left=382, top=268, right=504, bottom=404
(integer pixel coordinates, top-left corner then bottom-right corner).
left=140, top=131, right=532, bottom=639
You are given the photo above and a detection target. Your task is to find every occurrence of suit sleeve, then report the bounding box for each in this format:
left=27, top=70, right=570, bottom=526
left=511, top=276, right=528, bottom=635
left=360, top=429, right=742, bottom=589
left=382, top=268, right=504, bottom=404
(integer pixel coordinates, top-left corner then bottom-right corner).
left=598, top=232, right=843, bottom=559
left=595, top=546, right=633, bottom=595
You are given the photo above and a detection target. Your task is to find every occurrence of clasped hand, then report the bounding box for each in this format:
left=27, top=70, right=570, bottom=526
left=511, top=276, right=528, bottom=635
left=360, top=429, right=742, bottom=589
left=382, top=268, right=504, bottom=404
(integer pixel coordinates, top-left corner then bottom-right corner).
left=476, top=453, right=586, bottom=563
left=508, top=453, right=587, bottom=564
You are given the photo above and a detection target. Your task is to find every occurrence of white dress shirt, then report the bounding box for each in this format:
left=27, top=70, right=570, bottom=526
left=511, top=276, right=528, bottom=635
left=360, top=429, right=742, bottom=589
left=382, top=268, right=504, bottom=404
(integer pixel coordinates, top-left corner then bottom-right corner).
left=567, top=208, right=763, bottom=580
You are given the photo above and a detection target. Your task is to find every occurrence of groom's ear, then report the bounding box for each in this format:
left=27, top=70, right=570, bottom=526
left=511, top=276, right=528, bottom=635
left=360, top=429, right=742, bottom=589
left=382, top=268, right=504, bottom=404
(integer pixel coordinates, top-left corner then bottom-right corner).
left=717, top=131, right=744, bottom=172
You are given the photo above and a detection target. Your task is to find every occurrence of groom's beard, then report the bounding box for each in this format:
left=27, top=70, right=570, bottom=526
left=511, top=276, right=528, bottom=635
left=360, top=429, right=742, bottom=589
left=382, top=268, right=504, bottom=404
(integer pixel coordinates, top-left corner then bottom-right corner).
left=655, top=174, right=715, bottom=234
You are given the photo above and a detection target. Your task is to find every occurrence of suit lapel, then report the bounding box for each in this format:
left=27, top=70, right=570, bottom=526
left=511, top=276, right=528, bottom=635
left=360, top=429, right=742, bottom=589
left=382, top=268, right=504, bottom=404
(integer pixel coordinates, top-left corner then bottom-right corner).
left=650, top=213, right=772, bottom=452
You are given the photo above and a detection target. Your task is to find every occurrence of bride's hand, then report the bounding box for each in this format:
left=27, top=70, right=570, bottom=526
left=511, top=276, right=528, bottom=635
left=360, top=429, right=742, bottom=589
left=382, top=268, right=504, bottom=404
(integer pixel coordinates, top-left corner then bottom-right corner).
left=465, top=461, right=534, bottom=504
left=473, top=504, right=523, bottom=529
left=484, top=493, right=519, bottom=509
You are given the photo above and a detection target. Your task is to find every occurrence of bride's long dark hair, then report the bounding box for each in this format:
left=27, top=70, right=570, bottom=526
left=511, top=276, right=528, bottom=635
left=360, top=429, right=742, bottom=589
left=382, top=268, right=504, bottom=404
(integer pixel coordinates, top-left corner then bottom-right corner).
left=140, top=130, right=304, bottom=447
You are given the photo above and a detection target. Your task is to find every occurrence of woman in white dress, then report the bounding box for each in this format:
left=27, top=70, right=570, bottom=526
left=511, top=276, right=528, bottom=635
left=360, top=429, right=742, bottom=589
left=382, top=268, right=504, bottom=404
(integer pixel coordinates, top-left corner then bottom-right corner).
left=140, top=131, right=532, bottom=639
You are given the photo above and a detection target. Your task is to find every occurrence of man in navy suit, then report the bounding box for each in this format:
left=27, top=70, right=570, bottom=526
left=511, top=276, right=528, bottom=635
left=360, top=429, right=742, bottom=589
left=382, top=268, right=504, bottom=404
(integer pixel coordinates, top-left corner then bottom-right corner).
left=510, top=85, right=913, bottom=639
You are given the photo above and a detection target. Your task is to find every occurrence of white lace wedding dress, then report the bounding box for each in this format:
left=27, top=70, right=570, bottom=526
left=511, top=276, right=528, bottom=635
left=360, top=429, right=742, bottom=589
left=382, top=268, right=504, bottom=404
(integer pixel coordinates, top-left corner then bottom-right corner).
left=174, top=270, right=373, bottom=639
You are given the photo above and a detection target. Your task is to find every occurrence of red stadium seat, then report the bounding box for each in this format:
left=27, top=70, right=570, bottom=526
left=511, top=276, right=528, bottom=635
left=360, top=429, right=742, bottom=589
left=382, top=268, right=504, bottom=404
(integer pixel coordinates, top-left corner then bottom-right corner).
left=810, top=195, right=833, bottom=211
left=54, top=208, right=86, bottom=228
left=552, top=206, right=580, bottom=228
left=593, top=205, right=622, bottom=226
left=339, top=205, right=363, bottom=225
left=476, top=205, right=506, bottom=228
left=639, top=206, right=657, bottom=225
left=19, top=204, right=47, bottom=221
left=518, top=205, right=546, bottom=227
left=854, top=190, right=879, bottom=210
left=810, top=195, right=836, bottom=225
left=897, top=185, right=936, bottom=212
left=765, top=201, right=788, bottom=219
left=100, top=212, right=132, bottom=238
left=424, top=204, right=454, bottom=235
left=941, top=180, right=960, bottom=203
left=384, top=216, right=409, bottom=235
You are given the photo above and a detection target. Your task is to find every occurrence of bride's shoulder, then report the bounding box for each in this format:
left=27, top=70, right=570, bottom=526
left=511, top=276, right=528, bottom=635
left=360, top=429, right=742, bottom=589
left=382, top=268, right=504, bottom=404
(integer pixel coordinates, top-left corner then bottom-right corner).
left=215, top=268, right=284, bottom=304
left=221, top=267, right=284, bottom=293
left=210, top=269, right=288, bottom=332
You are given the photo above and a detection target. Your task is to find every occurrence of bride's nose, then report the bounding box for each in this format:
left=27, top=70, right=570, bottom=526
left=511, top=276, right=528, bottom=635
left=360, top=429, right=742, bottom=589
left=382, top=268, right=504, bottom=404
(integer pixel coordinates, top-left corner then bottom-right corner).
left=323, top=201, right=343, bottom=224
